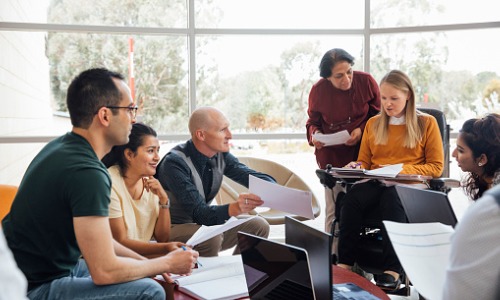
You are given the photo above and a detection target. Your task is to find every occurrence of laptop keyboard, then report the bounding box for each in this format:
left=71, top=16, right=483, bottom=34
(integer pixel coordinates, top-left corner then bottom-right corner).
left=265, top=279, right=314, bottom=300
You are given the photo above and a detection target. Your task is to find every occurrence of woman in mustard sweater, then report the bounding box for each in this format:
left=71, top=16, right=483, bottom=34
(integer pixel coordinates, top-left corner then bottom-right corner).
left=337, top=70, right=444, bottom=291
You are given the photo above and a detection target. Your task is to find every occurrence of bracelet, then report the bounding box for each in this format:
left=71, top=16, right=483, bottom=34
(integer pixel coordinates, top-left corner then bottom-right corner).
left=159, top=201, right=170, bottom=209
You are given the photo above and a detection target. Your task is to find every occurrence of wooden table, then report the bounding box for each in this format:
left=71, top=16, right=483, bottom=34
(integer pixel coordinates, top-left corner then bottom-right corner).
left=166, top=265, right=390, bottom=300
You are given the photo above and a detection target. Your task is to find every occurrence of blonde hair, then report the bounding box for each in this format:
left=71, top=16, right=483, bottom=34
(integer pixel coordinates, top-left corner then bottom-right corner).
left=373, top=70, right=425, bottom=148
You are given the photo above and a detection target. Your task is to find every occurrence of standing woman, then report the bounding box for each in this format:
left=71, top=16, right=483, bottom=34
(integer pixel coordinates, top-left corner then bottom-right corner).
left=102, top=123, right=183, bottom=258
left=337, top=70, right=444, bottom=290
left=306, top=48, right=381, bottom=233
left=452, top=113, right=500, bottom=200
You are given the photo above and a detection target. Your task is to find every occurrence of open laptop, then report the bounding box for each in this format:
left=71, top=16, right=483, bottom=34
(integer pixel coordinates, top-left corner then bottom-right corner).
left=285, top=216, right=380, bottom=300
left=395, top=185, right=458, bottom=227
left=237, top=231, right=316, bottom=299
left=285, top=216, right=332, bottom=300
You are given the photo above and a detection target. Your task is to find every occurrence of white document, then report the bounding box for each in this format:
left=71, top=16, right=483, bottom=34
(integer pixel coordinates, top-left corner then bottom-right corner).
left=383, top=221, right=454, bottom=300
left=312, top=130, right=350, bottom=146
left=186, top=216, right=255, bottom=247
left=165, top=255, right=249, bottom=300
left=249, top=175, right=314, bottom=220
left=364, top=163, right=403, bottom=178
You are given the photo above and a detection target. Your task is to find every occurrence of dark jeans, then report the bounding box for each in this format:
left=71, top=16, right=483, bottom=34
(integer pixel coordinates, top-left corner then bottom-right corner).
left=337, top=180, right=406, bottom=273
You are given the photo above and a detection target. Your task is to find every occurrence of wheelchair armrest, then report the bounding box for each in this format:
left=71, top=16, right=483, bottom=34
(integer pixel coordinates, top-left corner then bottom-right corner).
left=429, top=177, right=461, bottom=193
left=315, top=169, right=337, bottom=189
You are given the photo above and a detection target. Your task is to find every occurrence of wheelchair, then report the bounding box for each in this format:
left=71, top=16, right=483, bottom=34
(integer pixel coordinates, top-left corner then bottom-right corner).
left=316, top=108, right=460, bottom=297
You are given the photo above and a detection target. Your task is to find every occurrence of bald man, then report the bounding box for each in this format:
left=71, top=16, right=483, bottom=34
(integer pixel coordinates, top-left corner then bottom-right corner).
left=155, top=107, right=274, bottom=256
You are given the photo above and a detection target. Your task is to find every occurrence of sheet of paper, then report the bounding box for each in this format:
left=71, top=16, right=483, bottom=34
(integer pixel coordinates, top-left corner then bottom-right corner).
left=166, top=255, right=249, bottom=300
left=249, top=175, right=314, bottom=220
left=365, top=163, right=403, bottom=178
left=186, top=216, right=255, bottom=247
left=312, top=130, right=350, bottom=146
left=174, top=255, right=244, bottom=286
left=383, top=221, right=454, bottom=300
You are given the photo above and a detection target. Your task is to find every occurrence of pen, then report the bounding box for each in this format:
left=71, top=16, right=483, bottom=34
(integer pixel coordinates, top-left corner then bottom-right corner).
left=181, top=245, right=203, bottom=267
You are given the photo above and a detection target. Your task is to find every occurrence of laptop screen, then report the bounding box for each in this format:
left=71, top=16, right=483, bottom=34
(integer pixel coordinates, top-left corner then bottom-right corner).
left=395, top=185, right=458, bottom=227
left=237, top=231, right=315, bottom=300
left=285, top=216, right=333, bottom=300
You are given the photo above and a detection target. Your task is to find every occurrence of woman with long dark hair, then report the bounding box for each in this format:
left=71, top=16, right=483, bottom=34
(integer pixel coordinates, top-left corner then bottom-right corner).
left=452, top=113, right=500, bottom=200
left=102, top=123, right=184, bottom=257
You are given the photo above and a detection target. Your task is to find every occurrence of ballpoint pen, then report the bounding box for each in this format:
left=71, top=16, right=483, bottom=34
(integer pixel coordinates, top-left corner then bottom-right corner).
left=181, top=245, right=203, bottom=267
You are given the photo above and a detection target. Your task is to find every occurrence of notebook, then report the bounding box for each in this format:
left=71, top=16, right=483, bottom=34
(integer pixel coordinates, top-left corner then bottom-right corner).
left=395, top=185, right=458, bottom=227
left=237, top=231, right=316, bottom=299
left=285, top=217, right=380, bottom=300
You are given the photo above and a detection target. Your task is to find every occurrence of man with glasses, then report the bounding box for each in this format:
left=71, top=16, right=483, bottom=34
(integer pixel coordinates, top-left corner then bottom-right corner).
left=2, top=68, right=198, bottom=299
left=156, top=106, right=274, bottom=257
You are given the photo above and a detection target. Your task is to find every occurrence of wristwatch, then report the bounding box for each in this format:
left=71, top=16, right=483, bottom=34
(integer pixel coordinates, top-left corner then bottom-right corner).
left=159, top=201, right=170, bottom=209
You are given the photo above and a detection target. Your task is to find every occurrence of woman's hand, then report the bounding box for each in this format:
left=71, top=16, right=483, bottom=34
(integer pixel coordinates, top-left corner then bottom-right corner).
left=345, top=128, right=362, bottom=146
left=164, top=242, right=185, bottom=253
left=344, top=161, right=362, bottom=169
left=143, top=176, right=169, bottom=204
left=312, top=132, right=326, bottom=149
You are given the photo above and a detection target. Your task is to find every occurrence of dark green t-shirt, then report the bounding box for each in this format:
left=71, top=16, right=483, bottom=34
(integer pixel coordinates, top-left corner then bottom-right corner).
left=2, top=132, right=110, bottom=287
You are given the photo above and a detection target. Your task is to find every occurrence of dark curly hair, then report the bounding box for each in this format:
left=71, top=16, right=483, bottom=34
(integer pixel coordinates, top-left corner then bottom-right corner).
left=102, top=123, right=157, bottom=176
left=459, top=113, right=500, bottom=200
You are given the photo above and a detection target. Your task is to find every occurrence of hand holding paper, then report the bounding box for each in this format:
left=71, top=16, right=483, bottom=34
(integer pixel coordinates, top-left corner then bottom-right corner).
left=312, top=130, right=350, bottom=146
left=248, top=175, right=314, bottom=219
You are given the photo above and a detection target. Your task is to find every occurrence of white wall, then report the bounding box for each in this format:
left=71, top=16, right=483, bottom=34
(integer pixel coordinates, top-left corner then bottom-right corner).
left=0, top=0, right=60, bottom=185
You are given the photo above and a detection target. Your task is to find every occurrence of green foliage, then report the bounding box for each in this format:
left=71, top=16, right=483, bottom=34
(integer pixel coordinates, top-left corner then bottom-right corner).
left=46, top=0, right=207, bottom=133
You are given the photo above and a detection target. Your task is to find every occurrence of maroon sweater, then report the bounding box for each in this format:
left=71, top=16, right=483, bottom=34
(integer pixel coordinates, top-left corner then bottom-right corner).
left=306, top=71, right=380, bottom=169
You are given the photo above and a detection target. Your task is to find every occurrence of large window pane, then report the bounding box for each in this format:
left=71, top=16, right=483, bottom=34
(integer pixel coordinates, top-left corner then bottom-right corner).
left=1, top=0, right=188, bottom=28
left=371, top=28, right=500, bottom=126
left=196, top=35, right=364, bottom=133
left=371, top=0, right=500, bottom=28
left=196, top=0, right=364, bottom=29
left=46, top=33, right=190, bottom=134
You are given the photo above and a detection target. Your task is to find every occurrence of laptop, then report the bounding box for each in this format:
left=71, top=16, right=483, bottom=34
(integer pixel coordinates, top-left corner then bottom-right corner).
left=285, top=217, right=380, bottom=300
left=285, top=216, right=332, bottom=300
left=395, top=185, right=458, bottom=227
left=237, top=231, right=316, bottom=299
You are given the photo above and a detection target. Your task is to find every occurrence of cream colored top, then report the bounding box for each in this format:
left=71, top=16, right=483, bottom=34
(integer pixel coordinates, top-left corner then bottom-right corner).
left=108, top=165, right=159, bottom=242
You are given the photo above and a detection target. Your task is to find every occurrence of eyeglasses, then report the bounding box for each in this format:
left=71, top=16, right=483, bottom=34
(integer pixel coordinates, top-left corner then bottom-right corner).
left=105, top=105, right=138, bottom=118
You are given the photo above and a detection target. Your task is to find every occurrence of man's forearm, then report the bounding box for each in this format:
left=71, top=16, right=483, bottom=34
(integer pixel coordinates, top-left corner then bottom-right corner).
left=113, top=239, right=145, bottom=260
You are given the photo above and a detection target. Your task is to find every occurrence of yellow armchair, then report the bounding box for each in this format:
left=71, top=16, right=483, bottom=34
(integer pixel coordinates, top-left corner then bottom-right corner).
left=0, top=184, right=17, bottom=220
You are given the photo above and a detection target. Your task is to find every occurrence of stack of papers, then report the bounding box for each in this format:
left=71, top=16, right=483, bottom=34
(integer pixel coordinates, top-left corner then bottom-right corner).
left=329, top=163, right=403, bottom=178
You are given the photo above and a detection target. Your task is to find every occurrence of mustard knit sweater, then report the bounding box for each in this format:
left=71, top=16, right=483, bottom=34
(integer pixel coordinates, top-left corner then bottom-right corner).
left=358, top=114, right=444, bottom=177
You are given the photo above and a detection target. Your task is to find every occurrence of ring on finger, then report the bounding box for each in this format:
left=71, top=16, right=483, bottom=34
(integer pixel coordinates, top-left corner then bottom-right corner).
left=245, top=198, right=248, bottom=205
